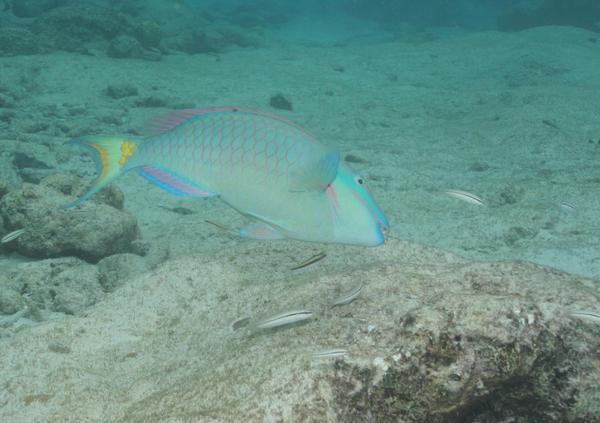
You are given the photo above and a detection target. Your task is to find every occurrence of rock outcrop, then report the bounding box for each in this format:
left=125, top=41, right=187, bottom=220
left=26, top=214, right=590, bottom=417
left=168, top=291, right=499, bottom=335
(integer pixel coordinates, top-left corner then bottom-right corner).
left=0, top=238, right=597, bottom=421
left=0, top=173, right=138, bottom=262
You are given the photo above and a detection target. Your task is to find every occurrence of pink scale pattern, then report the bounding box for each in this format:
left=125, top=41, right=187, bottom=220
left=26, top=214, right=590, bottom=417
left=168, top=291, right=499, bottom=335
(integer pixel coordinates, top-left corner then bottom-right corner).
left=144, top=108, right=325, bottom=185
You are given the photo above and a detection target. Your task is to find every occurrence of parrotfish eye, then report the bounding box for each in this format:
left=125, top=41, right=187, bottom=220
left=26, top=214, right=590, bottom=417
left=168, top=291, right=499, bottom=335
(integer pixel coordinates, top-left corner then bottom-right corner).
left=354, top=175, right=365, bottom=185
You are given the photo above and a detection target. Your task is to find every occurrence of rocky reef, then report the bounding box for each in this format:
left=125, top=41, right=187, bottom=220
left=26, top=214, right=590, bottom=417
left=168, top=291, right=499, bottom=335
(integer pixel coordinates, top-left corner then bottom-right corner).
left=0, top=0, right=265, bottom=59
left=1, top=130, right=196, bottom=353
left=0, top=155, right=167, bottom=329
left=0, top=238, right=597, bottom=421
left=0, top=173, right=138, bottom=261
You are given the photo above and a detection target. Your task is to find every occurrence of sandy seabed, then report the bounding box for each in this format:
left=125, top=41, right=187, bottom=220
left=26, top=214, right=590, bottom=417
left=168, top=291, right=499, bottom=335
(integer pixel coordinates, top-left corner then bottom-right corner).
left=2, top=25, right=599, bottom=277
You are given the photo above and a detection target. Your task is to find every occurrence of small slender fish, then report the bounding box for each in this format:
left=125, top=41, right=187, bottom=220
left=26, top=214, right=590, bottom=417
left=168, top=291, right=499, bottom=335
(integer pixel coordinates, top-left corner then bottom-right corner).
left=254, top=310, right=314, bottom=331
left=291, top=251, right=326, bottom=270
left=330, top=283, right=363, bottom=308
left=445, top=189, right=484, bottom=206
left=1, top=229, right=25, bottom=244
left=558, top=201, right=576, bottom=212
left=542, top=119, right=560, bottom=130
left=205, top=220, right=232, bottom=232
left=446, top=189, right=484, bottom=206
left=569, top=311, right=600, bottom=324
left=312, top=348, right=348, bottom=359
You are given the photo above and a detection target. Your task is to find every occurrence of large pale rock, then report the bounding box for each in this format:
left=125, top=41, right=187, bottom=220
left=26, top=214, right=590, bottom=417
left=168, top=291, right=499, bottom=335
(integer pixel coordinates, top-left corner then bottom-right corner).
left=0, top=174, right=137, bottom=262
left=0, top=239, right=597, bottom=421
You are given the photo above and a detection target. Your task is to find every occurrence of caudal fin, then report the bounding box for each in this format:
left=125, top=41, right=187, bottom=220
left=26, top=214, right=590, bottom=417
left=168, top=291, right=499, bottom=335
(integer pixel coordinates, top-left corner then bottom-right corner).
left=64, top=136, right=140, bottom=208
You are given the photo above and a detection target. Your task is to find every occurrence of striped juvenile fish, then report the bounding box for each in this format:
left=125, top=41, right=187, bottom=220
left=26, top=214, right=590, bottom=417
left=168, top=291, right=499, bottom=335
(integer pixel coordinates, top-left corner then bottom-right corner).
left=558, top=201, right=576, bottom=212
left=254, top=309, right=314, bottom=331
left=1, top=229, right=25, bottom=244
left=291, top=251, right=326, bottom=270
left=330, top=283, right=363, bottom=307
left=312, top=348, right=348, bottom=359
left=569, top=311, right=600, bottom=324
left=445, top=189, right=484, bottom=206
left=65, top=108, right=389, bottom=246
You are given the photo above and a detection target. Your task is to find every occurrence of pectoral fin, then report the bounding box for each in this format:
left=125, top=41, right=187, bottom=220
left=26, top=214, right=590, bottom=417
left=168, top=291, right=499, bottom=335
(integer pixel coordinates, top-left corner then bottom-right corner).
left=289, top=151, right=340, bottom=192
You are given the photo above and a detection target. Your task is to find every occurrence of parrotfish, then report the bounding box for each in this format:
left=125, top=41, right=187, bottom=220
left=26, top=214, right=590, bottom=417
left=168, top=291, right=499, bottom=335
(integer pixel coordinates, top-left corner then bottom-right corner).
left=66, top=107, right=389, bottom=246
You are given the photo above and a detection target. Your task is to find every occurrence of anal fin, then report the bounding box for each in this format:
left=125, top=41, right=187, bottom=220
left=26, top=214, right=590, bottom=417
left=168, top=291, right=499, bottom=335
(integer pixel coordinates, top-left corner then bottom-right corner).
left=138, top=166, right=216, bottom=198
left=289, top=151, right=340, bottom=192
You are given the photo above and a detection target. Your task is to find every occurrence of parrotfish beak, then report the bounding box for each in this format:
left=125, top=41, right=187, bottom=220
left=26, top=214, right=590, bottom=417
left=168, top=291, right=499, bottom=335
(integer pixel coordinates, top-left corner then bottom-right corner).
left=362, top=184, right=390, bottom=231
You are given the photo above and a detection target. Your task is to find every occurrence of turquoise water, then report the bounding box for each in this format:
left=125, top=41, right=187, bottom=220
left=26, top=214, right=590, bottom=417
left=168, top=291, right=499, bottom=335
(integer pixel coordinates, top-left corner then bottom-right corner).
left=0, top=1, right=599, bottom=421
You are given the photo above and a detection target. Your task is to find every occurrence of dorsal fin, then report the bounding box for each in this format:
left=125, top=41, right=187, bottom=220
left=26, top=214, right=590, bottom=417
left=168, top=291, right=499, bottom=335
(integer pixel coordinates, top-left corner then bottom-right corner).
left=144, top=107, right=316, bottom=138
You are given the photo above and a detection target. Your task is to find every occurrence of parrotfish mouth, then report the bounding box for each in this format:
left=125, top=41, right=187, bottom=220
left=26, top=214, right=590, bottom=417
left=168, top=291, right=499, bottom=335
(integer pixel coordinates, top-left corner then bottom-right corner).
left=360, top=192, right=389, bottom=246
left=370, top=202, right=389, bottom=233
left=350, top=186, right=390, bottom=231
left=363, top=182, right=390, bottom=231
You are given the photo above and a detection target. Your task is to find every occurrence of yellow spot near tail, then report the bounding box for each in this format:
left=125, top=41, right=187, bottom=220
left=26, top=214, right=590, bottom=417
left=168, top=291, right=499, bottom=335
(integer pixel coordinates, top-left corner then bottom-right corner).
left=119, top=139, right=137, bottom=167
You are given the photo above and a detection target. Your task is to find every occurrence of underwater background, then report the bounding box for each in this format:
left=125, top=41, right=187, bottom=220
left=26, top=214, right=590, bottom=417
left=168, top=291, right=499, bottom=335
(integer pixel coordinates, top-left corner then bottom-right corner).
left=0, top=0, right=599, bottom=421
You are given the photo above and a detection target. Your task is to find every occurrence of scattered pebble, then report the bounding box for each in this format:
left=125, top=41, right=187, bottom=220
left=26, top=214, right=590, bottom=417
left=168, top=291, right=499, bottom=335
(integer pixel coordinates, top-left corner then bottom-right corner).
left=108, top=35, right=143, bottom=59
left=158, top=205, right=195, bottom=215
left=372, top=356, right=389, bottom=372
left=106, top=83, right=138, bottom=99
left=135, top=96, right=168, bottom=108
left=269, top=94, right=293, bottom=111
left=344, top=154, right=368, bottom=164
